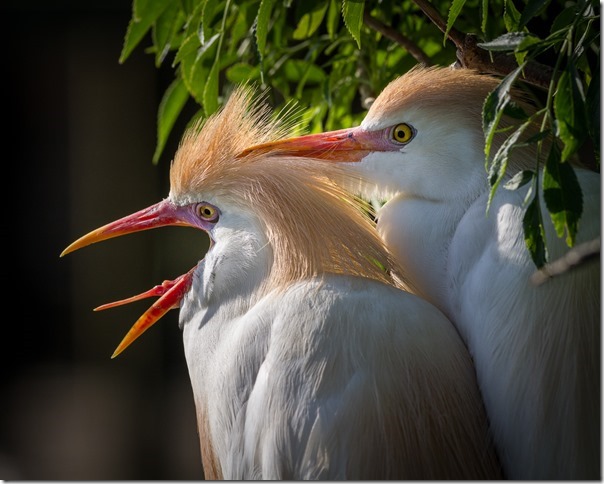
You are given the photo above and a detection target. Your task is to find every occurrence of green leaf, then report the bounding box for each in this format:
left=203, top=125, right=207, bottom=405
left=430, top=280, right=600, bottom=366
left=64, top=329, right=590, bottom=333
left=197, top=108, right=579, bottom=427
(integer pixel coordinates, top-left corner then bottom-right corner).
left=153, top=77, right=190, bottom=164
left=203, top=60, right=220, bottom=116
left=327, top=0, right=340, bottom=40
left=478, top=32, right=533, bottom=51
left=256, top=0, right=277, bottom=60
left=487, top=119, right=532, bottom=211
left=504, top=0, right=521, bottom=32
left=480, top=0, right=488, bottom=35
left=293, top=2, right=328, bottom=40
left=554, top=66, right=587, bottom=161
left=342, top=0, right=364, bottom=49
left=445, top=0, right=467, bottom=45
left=504, top=170, right=534, bottom=190
left=178, top=33, right=220, bottom=104
left=120, top=0, right=171, bottom=64
left=153, top=3, right=186, bottom=67
left=483, top=64, right=525, bottom=159
left=523, top=191, right=548, bottom=268
left=543, top=142, right=583, bottom=247
left=518, top=0, right=552, bottom=31
left=226, top=63, right=261, bottom=82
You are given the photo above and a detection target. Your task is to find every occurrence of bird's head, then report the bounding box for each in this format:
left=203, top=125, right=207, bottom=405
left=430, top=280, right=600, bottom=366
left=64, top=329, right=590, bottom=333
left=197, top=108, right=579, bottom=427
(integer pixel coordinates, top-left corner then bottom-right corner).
left=62, top=87, right=404, bottom=358
left=240, top=66, right=539, bottom=202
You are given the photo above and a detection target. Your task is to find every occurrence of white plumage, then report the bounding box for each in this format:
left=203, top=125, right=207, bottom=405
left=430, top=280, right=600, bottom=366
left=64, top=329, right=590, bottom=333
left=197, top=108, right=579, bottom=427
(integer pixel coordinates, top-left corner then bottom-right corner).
left=62, top=87, right=503, bottom=479
left=243, top=66, right=601, bottom=479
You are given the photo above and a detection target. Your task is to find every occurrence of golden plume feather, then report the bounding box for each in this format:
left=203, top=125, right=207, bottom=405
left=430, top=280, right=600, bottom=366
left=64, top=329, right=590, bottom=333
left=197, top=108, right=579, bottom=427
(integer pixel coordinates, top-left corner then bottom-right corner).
left=169, top=86, right=411, bottom=292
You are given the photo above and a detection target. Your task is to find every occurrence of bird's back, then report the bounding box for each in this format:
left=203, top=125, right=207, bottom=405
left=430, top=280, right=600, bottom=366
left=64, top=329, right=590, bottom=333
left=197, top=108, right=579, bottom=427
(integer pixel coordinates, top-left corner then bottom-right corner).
left=447, top=166, right=600, bottom=479
left=183, top=274, right=503, bottom=479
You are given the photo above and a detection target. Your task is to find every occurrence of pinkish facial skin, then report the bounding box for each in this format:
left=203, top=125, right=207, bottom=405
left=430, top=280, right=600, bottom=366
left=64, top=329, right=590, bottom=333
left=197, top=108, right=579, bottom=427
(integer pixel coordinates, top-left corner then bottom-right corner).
left=61, top=199, right=216, bottom=358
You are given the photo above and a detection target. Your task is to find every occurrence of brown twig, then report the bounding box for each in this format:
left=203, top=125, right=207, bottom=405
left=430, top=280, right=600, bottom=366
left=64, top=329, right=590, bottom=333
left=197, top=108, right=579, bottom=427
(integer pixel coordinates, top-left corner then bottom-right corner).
left=410, top=0, right=554, bottom=89
left=362, top=10, right=432, bottom=66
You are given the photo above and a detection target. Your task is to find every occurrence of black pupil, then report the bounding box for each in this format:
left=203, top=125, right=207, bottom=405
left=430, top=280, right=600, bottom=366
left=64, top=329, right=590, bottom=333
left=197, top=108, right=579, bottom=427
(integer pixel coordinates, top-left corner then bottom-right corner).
left=397, top=128, right=405, bottom=138
left=203, top=208, right=212, bottom=217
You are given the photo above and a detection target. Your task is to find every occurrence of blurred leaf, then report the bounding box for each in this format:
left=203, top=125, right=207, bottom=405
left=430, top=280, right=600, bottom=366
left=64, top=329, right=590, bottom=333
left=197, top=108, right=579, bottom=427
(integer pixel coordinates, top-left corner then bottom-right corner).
left=226, top=62, right=261, bottom=82
left=523, top=191, right=548, bottom=268
left=478, top=32, right=535, bottom=51
left=342, top=0, right=364, bottom=48
left=446, top=0, right=467, bottom=45
left=121, top=0, right=171, bottom=64
left=518, top=0, right=552, bottom=30
left=282, top=59, right=326, bottom=83
left=293, top=2, right=328, bottom=40
left=585, top=57, right=600, bottom=165
left=153, top=77, right=190, bottom=164
left=504, top=169, right=534, bottom=190
left=543, top=142, right=583, bottom=246
left=327, top=0, right=340, bottom=40
left=554, top=65, right=587, bottom=162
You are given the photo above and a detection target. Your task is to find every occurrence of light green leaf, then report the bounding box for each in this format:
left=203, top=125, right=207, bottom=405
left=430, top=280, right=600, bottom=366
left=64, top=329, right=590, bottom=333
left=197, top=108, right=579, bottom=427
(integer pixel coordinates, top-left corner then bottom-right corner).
left=481, top=0, right=488, bottom=35
left=554, top=66, right=587, bottom=161
left=153, top=77, right=190, bottom=164
left=445, top=0, right=466, bottom=45
left=504, top=0, right=521, bottom=32
left=543, top=142, right=583, bottom=247
left=342, top=0, right=364, bottom=49
left=121, top=0, right=171, bottom=64
left=327, top=0, right=340, bottom=40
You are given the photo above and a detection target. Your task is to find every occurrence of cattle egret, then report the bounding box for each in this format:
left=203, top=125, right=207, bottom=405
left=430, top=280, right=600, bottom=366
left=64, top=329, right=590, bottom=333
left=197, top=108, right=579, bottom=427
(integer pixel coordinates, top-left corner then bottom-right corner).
left=240, top=66, right=601, bottom=480
left=61, top=87, right=504, bottom=479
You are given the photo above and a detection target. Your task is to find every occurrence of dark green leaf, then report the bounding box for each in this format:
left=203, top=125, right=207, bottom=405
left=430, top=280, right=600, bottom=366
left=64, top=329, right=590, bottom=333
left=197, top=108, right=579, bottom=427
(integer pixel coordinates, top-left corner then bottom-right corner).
left=543, top=142, right=584, bottom=247
left=445, top=0, right=467, bottom=45
left=481, top=0, right=488, bottom=35
left=523, top=191, right=548, bottom=268
left=153, top=77, right=190, bottom=164
left=518, top=0, right=552, bottom=31
left=121, top=0, right=171, bottom=64
left=342, top=0, right=364, bottom=48
left=504, top=170, right=534, bottom=190
left=554, top=65, right=587, bottom=161
left=585, top=57, right=600, bottom=165
left=551, top=5, right=579, bottom=35
left=478, top=32, right=532, bottom=51
left=226, top=63, right=261, bottom=82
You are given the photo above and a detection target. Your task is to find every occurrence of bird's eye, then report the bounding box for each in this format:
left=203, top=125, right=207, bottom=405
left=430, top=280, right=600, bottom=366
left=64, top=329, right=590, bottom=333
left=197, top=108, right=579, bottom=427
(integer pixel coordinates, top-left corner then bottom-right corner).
left=197, top=203, right=219, bottom=223
left=392, top=123, right=414, bottom=144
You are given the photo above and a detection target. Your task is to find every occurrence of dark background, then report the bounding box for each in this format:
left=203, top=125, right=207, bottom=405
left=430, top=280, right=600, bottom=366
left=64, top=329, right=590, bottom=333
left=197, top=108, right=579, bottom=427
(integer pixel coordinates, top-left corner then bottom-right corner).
left=4, top=1, right=208, bottom=479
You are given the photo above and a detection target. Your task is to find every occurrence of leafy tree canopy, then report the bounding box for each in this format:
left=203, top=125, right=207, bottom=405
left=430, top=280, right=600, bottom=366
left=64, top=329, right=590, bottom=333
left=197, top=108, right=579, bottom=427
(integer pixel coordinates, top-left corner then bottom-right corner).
left=121, top=0, right=600, bottom=268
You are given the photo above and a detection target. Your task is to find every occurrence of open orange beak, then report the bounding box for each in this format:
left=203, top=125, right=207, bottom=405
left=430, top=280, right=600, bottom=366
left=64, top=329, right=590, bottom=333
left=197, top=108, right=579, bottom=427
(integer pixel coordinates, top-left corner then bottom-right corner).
left=238, top=126, right=378, bottom=162
left=61, top=199, right=202, bottom=358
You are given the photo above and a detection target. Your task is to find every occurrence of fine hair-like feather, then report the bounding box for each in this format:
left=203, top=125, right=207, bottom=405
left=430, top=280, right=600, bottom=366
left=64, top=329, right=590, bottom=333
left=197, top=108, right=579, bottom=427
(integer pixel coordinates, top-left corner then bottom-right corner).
left=170, top=87, right=409, bottom=293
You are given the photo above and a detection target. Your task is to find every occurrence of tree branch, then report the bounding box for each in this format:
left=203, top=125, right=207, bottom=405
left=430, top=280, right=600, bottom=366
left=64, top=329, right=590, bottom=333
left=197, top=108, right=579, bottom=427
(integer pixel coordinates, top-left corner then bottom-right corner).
left=363, top=11, right=432, bottom=66
left=410, top=0, right=554, bottom=90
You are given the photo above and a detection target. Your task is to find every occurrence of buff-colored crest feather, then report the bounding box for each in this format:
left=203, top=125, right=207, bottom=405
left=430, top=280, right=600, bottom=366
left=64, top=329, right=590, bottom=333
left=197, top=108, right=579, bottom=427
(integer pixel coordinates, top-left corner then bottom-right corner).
left=170, top=86, right=410, bottom=292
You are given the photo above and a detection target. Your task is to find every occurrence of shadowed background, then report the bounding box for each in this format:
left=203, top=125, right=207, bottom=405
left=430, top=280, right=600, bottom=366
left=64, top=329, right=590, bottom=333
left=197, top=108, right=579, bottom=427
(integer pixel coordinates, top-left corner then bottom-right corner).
left=4, top=1, right=207, bottom=479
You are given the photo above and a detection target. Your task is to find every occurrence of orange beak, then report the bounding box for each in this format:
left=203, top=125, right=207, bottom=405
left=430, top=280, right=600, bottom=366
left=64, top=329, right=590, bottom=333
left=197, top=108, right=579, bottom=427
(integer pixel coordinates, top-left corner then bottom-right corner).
left=61, top=199, right=202, bottom=358
left=238, top=126, right=378, bottom=162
